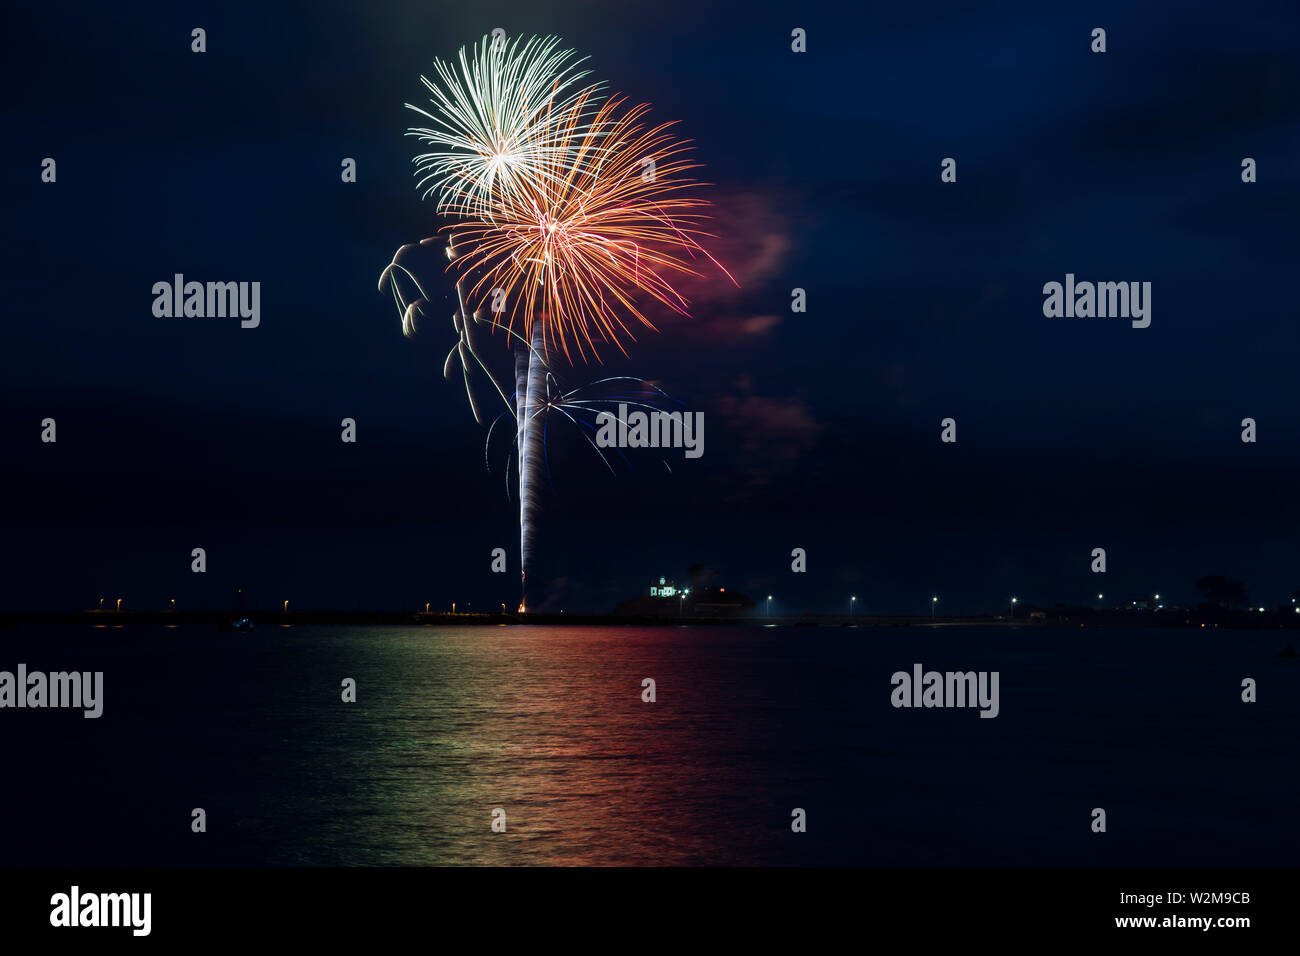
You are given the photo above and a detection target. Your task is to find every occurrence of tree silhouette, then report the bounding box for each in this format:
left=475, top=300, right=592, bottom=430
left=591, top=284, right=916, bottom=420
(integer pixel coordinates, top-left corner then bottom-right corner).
left=1194, top=575, right=1249, bottom=610
left=686, top=564, right=717, bottom=591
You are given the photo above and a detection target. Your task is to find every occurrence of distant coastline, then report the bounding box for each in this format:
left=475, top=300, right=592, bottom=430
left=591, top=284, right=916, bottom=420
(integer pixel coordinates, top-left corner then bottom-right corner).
left=1, top=608, right=1297, bottom=631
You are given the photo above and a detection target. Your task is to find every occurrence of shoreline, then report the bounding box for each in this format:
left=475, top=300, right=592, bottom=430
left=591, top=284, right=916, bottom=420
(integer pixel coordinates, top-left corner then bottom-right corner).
left=1, top=610, right=1296, bottom=631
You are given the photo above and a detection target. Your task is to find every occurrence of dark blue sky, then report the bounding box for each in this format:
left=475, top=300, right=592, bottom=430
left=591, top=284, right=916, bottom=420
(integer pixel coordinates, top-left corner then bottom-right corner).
left=3, top=0, right=1297, bottom=613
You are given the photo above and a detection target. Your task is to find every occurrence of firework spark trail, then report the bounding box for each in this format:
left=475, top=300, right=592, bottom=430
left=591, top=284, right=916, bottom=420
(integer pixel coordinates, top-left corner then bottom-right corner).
left=483, top=370, right=679, bottom=487
left=518, top=321, right=550, bottom=611
left=537, top=375, right=680, bottom=476
left=380, top=237, right=518, bottom=425
left=512, top=318, right=533, bottom=610
left=513, top=326, right=530, bottom=464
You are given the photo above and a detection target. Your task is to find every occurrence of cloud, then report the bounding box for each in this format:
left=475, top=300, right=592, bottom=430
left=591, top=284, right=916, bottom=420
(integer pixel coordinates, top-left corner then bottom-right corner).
left=712, top=376, right=824, bottom=498
left=740, top=314, right=781, bottom=335
left=667, top=189, right=792, bottom=342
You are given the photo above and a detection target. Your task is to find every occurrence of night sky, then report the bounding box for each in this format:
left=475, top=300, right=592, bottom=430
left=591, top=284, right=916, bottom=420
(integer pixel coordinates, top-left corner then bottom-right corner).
left=3, top=0, right=1297, bottom=614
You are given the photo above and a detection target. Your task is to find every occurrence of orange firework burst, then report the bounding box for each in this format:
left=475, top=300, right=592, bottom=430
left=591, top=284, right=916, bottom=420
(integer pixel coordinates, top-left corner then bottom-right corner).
left=442, top=89, right=736, bottom=363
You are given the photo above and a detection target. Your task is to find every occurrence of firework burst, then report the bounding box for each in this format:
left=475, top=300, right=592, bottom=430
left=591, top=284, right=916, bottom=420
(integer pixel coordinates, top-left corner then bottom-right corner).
left=406, top=34, right=603, bottom=218
left=443, top=91, right=736, bottom=364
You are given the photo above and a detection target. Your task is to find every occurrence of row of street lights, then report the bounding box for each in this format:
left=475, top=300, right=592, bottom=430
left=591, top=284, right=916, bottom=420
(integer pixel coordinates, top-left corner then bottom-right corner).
left=97, top=598, right=288, bottom=612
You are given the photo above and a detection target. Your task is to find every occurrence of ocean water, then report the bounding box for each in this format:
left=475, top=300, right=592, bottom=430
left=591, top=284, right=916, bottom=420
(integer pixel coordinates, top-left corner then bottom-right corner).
left=1, top=624, right=1296, bottom=866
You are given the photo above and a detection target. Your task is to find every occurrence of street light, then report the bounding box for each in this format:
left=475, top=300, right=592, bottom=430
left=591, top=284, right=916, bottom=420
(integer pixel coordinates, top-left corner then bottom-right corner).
left=283, top=600, right=289, bottom=613
left=1010, top=596, right=1018, bottom=618
left=850, top=596, right=856, bottom=617
left=116, top=598, right=122, bottom=612
left=767, top=595, right=772, bottom=618
left=425, top=602, right=430, bottom=614
left=931, top=596, right=938, bottom=619
left=170, top=599, right=176, bottom=611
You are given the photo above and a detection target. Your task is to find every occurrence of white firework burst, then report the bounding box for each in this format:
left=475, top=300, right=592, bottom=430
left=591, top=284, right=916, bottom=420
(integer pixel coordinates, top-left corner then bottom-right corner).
left=405, top=34, right=604, bottom=218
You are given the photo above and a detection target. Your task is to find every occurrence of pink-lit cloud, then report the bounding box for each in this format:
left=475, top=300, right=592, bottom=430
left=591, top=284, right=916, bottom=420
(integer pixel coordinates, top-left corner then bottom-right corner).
left=667, top=189, right=792, bottom=342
